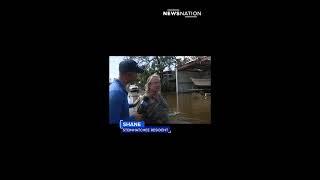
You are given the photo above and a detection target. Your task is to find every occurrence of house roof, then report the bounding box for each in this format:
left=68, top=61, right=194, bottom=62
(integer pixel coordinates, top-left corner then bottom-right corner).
left=177, top=57, right=211, bottom=72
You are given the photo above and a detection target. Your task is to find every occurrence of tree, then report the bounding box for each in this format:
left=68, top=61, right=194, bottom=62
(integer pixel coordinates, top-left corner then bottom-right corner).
left=122, top=56, right=210, bottom=91
left=123, top=56, right=176, bottom=91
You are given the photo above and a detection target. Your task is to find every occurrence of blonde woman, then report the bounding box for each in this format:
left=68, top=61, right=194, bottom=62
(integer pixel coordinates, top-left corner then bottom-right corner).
left=135, top=73, right=169, bottom=124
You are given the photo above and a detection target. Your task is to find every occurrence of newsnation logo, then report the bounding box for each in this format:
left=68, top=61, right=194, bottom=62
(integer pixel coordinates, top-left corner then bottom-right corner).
left=162, top=9, right=202, bottom=18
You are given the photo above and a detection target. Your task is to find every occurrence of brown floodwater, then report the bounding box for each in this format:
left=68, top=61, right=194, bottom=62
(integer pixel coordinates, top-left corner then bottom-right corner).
left=129, top=91, right=211, bottom=124
left=162, top=92, right=211, bottom=124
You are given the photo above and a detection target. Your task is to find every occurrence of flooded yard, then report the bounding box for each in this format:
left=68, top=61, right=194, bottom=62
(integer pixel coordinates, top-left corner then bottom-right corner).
left=163, top=92, right=211, bottom=124
left=129, top=91, right=211, bottom=124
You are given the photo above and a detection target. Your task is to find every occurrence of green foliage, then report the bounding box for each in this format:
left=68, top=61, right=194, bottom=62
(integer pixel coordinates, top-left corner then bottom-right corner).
left=123, top=56, right=176, bottom=91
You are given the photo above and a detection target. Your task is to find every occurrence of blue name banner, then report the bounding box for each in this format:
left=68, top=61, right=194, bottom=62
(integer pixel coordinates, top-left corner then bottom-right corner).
left=119, top=120, right=145, bottom=129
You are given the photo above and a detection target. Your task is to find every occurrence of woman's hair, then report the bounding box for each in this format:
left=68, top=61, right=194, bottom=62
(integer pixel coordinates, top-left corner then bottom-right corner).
left=145, top=73, right=161, bottom=94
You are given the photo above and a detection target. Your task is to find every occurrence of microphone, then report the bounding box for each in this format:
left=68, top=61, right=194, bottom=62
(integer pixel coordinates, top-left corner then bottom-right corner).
left=142, top=96, right=149, bottom=102
left=137, top=96, right=149, bottom=114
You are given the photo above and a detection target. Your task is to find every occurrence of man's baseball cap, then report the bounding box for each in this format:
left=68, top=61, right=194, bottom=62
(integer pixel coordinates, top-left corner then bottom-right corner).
left=119, top=60, right=144, bottom=73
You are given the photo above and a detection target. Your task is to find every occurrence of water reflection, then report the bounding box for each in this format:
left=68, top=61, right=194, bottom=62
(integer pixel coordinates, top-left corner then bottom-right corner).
left=162, top=92, right=211, bottom=124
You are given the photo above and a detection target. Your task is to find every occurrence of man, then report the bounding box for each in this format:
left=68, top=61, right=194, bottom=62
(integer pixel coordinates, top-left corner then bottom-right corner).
left=109, top=60, right=144, bottom=124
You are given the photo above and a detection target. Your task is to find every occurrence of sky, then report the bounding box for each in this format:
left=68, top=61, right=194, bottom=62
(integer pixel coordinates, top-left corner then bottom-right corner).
left=109, top=56, right=125, bottom=82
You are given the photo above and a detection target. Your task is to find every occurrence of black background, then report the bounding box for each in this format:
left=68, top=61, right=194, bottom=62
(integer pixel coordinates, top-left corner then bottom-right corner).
left=3, top=4, right=307, bottom=175
left=95, top=7, right=218, bottom=146
left=10, top=6, right=277, bottom=155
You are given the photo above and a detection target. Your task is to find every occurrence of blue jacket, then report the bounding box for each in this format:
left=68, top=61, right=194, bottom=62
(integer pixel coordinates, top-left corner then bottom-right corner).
left=109, top=79, right=135, bottom=124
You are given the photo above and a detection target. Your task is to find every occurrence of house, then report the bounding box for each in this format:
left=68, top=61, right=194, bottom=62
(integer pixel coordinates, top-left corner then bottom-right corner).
left=176, top=56, right=211, bottom=93
left=161, top=56, right=212, bottom=93
left=162, top=70, right=176, bottom=91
